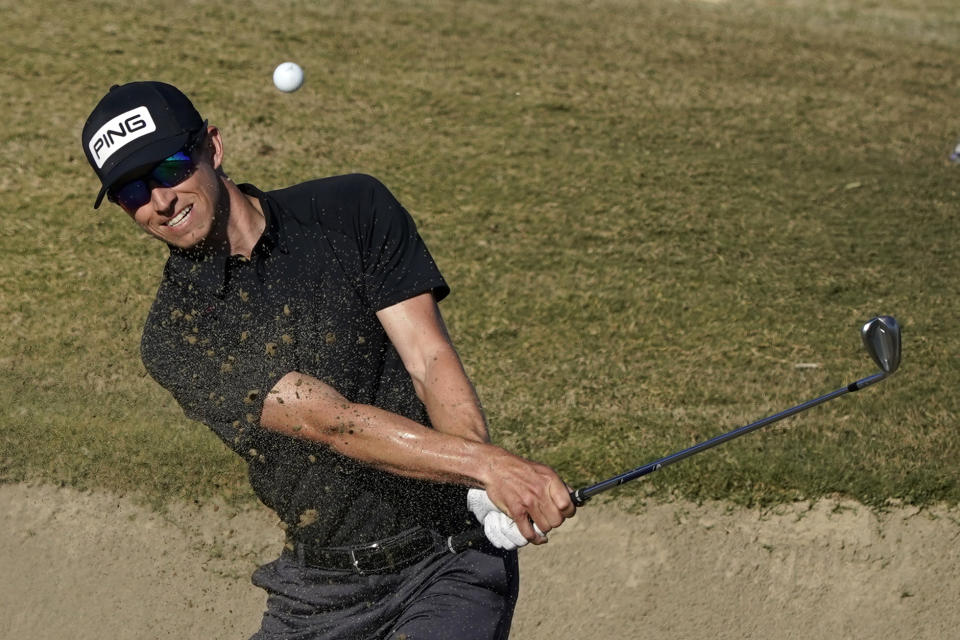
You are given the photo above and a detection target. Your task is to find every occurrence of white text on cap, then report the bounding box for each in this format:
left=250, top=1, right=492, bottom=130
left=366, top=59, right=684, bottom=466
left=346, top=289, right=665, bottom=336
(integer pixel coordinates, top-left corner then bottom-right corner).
left=88, top=106, right=157, bottom=169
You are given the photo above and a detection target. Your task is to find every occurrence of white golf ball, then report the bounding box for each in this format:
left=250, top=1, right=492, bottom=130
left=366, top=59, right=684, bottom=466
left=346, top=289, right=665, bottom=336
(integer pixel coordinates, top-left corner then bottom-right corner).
left=273, top=62, right=304, bottom=93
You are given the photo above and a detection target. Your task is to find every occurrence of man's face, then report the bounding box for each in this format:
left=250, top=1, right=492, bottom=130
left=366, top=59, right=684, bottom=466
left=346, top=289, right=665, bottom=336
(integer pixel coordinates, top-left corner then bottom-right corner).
left=116, top=128, right=225, bottom=250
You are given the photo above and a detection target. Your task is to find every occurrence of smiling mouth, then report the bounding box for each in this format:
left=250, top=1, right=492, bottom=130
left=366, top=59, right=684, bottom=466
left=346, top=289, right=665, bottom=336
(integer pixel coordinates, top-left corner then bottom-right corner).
left=164, top=204, right=193, bottom=228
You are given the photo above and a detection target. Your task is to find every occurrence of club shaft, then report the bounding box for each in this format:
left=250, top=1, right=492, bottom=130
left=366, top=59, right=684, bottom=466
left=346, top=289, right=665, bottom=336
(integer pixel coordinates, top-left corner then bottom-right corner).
left=573, top=371, right=887, bottom=505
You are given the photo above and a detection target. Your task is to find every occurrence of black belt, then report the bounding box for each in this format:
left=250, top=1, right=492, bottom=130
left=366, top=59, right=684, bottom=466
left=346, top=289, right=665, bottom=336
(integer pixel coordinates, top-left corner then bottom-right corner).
left=291, top=527, right=453, bottom=575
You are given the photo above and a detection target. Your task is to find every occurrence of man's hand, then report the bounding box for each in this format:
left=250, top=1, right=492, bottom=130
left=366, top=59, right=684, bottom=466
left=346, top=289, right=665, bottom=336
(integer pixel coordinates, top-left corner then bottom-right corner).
left=478, top=449, right=575, bottom=544
left=466, top=489, right=537, bottom=550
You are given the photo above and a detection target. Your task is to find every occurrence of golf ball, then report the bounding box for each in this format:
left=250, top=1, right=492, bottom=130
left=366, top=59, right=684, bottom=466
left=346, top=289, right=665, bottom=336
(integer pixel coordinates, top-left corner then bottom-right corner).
left=273, top=62, right=304, bottom=93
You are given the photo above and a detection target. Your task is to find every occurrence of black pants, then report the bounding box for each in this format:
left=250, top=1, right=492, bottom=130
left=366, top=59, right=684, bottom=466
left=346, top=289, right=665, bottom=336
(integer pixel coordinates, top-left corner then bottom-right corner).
left=249, top=545, right=519, bottom=639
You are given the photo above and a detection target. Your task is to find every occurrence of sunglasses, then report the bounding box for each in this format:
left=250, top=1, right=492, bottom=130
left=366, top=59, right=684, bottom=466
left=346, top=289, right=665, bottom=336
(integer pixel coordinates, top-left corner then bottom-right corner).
left=108, top=131, right=206, bottom=211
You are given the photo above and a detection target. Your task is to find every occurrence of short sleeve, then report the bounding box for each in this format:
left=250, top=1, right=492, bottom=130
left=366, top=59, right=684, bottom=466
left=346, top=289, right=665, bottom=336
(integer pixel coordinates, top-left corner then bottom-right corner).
left=347, top=175, right=449, bottom=310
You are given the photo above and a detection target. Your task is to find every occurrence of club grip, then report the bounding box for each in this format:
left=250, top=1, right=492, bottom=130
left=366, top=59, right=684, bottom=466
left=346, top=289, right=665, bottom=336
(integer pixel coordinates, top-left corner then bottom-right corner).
left=447, top=527, right=487, bottom=553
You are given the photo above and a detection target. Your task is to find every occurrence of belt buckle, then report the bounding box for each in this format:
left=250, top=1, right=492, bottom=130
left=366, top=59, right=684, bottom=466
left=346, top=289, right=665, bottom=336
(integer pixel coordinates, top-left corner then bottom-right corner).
left=351, top=540, right=393, bottom=576
left=349, top=547, right=362, bottom=574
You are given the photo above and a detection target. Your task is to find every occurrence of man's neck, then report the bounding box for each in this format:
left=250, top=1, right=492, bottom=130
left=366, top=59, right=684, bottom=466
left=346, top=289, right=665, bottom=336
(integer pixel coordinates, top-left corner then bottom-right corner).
left=226, top=184, right=266, bottom=258
left=202, top=178, right=265, bottom=259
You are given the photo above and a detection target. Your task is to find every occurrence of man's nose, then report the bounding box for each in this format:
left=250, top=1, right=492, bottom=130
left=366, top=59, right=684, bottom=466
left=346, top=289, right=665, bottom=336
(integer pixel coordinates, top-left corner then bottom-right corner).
left=150, top=184, right=177, bottom=213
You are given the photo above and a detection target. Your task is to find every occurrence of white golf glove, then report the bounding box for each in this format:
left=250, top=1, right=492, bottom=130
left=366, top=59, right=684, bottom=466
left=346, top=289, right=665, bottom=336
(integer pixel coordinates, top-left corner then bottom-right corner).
left=466, top=488, right=544, bottom=550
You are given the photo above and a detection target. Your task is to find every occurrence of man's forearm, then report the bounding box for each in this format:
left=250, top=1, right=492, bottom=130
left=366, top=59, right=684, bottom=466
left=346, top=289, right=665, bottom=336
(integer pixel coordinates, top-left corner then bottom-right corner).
left=416, top=348, right=490, bottom=444
left=261, top=371, right=496, bottom=485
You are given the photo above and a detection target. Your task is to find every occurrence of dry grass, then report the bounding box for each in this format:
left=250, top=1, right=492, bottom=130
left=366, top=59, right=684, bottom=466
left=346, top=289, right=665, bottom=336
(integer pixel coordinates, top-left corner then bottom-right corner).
left=1, top=0, right=957, bottom=508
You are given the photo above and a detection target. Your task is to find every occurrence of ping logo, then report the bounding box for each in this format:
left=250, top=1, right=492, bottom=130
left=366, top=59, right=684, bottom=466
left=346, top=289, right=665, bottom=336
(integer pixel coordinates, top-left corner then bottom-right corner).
left=88, top=106, right=156, bottom=168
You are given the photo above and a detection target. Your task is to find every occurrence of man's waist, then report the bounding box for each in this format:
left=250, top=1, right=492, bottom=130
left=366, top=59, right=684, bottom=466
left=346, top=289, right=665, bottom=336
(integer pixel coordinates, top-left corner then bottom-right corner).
left=286, top=526, right=458, bottom=575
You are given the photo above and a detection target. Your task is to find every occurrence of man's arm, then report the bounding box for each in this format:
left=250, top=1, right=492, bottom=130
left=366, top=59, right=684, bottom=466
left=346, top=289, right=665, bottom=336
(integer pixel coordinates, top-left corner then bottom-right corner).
left=376, top=291, right=575, bottom=540
left=375, top=292, right=489, bottom=443
left=260, top=371, right=573, bottom=541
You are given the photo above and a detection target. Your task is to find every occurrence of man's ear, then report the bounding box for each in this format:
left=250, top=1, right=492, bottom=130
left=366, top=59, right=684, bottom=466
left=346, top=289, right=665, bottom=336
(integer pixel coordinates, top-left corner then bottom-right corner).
left=205, top=125, right=224, bottom=171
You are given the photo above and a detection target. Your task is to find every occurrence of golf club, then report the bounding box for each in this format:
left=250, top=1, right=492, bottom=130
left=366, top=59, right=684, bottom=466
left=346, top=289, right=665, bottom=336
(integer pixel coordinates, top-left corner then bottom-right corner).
left=448, top=315, right=901, bottom=553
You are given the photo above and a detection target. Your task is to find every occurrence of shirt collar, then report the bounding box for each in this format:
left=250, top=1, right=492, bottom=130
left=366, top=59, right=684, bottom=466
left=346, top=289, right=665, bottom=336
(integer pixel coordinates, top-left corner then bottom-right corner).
left=239, top=183, right=288, bottom=255
left=163, top=182, right=286, bottom=297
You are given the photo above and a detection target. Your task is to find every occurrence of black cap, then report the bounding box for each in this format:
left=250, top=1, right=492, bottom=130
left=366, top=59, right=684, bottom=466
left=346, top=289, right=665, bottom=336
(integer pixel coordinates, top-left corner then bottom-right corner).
left=82, top=81, right=204, bottom=209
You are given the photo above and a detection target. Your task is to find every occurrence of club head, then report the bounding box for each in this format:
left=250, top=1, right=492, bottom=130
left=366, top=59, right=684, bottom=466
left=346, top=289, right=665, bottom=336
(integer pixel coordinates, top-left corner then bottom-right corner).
left=861, top=316, right=901, bottom=374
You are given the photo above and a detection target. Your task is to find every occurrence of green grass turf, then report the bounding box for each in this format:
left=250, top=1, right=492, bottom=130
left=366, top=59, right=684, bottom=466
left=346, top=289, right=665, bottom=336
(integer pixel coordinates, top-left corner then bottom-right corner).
left=1, top=0, right=957, bottom=509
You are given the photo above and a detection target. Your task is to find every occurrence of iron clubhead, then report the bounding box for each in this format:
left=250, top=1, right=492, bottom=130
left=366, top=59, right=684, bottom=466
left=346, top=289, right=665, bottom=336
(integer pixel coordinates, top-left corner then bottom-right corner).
left=861, top=316, right=901, bottom=374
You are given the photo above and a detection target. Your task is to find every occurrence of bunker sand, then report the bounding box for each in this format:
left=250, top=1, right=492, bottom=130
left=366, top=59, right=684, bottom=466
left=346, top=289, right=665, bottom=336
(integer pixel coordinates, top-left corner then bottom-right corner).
left=3, top=483, right=957, bottom=639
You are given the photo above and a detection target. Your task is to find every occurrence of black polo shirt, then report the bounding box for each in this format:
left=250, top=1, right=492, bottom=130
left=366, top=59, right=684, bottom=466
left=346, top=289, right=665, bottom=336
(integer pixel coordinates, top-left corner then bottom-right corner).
left=140, top=174, right=471, bottom=546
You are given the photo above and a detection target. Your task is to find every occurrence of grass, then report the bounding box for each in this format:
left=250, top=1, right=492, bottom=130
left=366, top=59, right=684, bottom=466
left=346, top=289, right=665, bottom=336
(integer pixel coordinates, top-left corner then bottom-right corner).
left=1, top=0, right=958, bottom=510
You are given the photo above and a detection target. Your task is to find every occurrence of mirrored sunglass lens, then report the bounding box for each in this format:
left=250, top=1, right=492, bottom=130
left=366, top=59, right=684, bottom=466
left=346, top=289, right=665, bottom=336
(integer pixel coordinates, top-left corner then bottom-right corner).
left=116, top=180, right=150, bottom=210
left=165, top=151, right=192, bottom=163
left=152, top=159, right=195, bottom=186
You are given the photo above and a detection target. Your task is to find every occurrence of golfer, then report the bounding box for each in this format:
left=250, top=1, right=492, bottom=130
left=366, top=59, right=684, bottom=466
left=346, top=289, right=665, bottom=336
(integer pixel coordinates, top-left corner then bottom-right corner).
left=81, top=81, right=574, bottom=639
